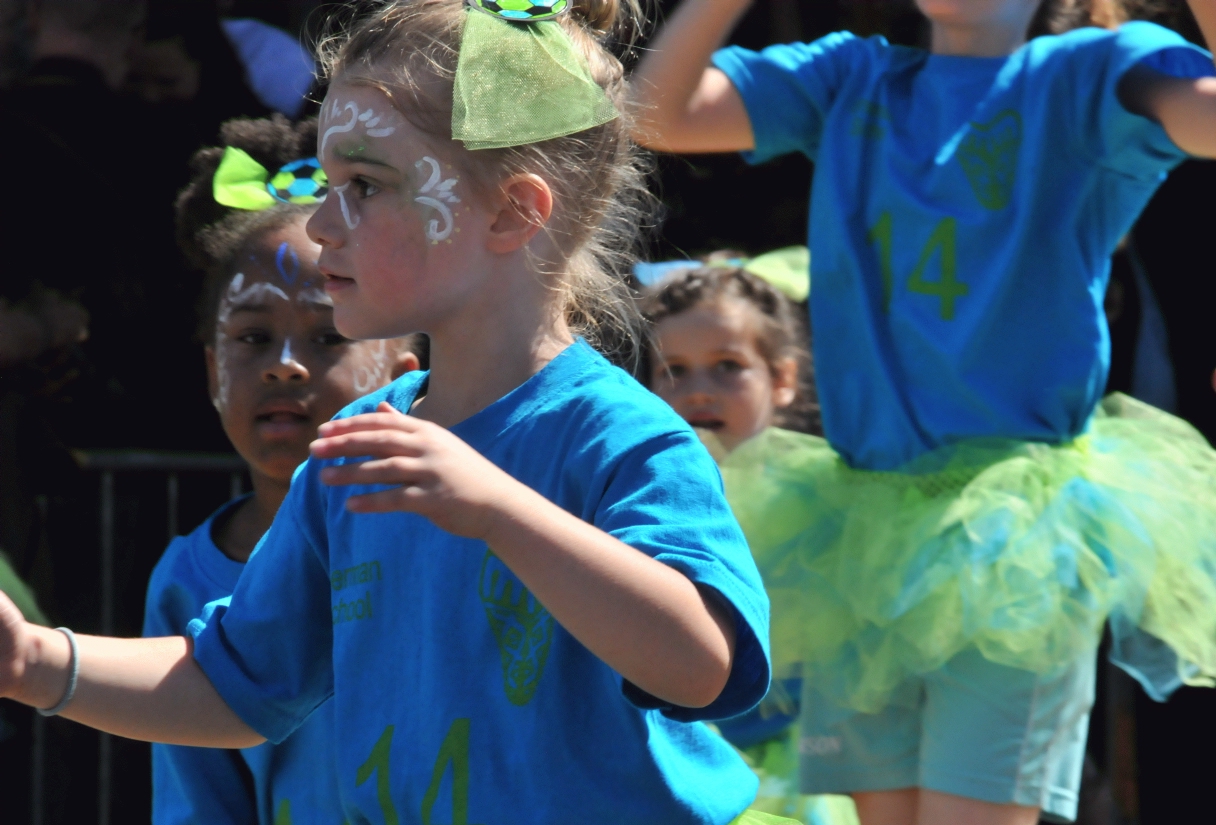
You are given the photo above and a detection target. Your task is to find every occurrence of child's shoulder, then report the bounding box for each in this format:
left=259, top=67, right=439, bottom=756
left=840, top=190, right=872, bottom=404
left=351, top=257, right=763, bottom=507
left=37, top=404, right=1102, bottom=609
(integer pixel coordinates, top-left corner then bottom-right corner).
left=333, top=370, right=429, bottom=421
left=145, top=497, right=249, bottom=631
left=1021, top=20, right=1202, bottom=66
left=530, top=341, right=697, bottom=444
left=749, top=29, right=901, bottom=70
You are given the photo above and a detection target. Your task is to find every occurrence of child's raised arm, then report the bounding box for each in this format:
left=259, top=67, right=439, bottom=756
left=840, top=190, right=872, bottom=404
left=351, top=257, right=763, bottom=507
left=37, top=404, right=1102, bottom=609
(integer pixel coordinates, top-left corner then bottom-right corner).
left=630, top=0, right=757, bottom=153
left=0, top=595, right=263, bottom=748
left=1122, top=0, right=1216, bottom=158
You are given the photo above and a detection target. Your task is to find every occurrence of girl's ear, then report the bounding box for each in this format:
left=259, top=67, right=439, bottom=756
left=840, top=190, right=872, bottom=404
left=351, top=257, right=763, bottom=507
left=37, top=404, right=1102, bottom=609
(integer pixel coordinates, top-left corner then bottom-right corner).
left=771, top=356, right=798, bottom=409
left=486, top=173, right=553, bottom=254
left=204, top=345, right=220, bottom=410
left=391, top=349, right=422, bottom=380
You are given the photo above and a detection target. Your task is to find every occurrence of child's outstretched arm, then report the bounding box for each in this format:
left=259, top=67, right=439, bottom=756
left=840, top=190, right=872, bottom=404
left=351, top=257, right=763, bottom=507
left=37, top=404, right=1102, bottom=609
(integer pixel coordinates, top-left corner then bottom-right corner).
left=1122, top=1, right=1216, bottom=158
left=313, top=404, right=738, bottom=709
left=630, top=0, right=756, bottom=152
left=0, top=597, right=264, bottom=748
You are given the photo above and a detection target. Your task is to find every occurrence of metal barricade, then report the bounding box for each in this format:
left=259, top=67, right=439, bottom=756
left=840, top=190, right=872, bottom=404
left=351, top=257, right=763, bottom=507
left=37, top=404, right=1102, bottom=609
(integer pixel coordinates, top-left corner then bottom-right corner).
left=27, top=451, right=246, bottom=825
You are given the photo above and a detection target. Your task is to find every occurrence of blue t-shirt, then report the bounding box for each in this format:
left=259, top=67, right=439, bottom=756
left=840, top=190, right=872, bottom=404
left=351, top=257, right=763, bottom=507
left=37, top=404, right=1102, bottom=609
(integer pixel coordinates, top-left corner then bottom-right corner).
left=143, top=497, right=343, bottom=825
left=713, top=22, right=1213, bottom=469
left=190, top=341, right=771, bottom=825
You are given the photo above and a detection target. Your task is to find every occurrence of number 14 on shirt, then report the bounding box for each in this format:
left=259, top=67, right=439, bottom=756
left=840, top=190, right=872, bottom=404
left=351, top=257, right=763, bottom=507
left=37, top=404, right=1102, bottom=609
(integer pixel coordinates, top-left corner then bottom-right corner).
left=869, top=213, right=969, bottom=320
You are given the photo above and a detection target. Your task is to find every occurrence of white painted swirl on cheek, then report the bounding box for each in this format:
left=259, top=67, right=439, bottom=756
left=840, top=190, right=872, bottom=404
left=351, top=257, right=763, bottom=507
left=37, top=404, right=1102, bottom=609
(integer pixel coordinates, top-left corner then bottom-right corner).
left=413, top=157, right=461, bottom=243
left=415, top=197, right=454, bottom=242
left=333, top=183, right=360, bottom=230
left=352, top=339, right=390, bottom=395
left=213, top=336, right=230, bottom=413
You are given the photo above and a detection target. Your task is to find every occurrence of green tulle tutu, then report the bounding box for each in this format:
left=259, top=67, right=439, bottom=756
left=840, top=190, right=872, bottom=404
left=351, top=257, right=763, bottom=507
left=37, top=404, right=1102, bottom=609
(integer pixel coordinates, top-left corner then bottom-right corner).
left=717, top=394, right=1216, bottom=714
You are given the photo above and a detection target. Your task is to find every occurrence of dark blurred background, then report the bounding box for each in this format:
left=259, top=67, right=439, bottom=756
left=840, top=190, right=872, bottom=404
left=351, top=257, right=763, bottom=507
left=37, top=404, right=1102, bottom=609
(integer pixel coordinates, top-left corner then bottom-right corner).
left=0, top=1, right=1212, bottom=823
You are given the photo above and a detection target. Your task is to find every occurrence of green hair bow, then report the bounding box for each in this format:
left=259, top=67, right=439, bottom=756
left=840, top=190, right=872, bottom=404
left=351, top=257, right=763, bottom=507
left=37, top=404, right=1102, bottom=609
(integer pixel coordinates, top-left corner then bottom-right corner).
left=734, top=246, right=811, bottom=303
left=452, top=0, right=618, bottom=150
left=213, top=147, right=329, bottom=210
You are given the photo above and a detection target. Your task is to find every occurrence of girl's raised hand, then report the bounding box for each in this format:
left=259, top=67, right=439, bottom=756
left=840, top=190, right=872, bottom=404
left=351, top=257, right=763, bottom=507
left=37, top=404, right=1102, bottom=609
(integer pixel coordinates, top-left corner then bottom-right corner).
left=311, top=402, right=518, bottom=539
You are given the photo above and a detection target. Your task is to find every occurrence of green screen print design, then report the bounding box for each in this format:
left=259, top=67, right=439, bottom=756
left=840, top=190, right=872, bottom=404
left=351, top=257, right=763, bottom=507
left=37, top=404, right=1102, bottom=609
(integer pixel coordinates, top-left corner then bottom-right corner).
left=479, top=549, right=555, bottom=705
left=956, top=110, right=1021, bottom=210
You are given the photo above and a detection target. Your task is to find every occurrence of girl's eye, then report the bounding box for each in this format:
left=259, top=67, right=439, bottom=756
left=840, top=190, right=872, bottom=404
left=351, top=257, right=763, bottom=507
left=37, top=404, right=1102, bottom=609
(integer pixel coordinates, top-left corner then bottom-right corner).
left=316, top=330, right=349, bottom=346
left=352, top=177, right=380, bottom=198
left=236, top=330, right=271, bottom=346
left=665, top=364, right=687, bottom=379
left=715, top=359, right=744, bottom=375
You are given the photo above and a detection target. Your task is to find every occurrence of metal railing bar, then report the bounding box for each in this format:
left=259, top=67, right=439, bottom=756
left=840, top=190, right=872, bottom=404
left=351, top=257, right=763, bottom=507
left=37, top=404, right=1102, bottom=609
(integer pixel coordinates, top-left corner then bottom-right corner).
left=98, top=469, right=114, bottom=825
left=31, top=714, right=45, bottom=825
left=73, top=451, right=247, bottom=474
left=167, top=473, right=179, bottom=541
left=63, top=451, right=248, bottom=825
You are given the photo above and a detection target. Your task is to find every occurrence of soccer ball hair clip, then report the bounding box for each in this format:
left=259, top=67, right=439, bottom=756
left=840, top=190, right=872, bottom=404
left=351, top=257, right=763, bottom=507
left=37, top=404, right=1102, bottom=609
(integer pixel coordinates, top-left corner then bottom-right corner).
left=213, top=147, right=328, bottom=210
left=466, top=0, right=570, bottom=22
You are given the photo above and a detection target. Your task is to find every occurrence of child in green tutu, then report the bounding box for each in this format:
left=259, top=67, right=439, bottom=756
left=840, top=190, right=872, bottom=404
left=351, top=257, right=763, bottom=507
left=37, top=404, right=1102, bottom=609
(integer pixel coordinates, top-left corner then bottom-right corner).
left=643, top=262, right=856, bottom=825
left=634, top=0, right=1216, bottom=822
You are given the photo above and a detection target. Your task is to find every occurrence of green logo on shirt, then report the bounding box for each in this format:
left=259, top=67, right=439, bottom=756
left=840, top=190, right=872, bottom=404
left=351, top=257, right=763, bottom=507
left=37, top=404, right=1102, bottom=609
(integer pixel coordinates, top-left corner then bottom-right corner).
left=957, top=110, right=1021, bottom=210
left=479, top=549, right=554, bottom=705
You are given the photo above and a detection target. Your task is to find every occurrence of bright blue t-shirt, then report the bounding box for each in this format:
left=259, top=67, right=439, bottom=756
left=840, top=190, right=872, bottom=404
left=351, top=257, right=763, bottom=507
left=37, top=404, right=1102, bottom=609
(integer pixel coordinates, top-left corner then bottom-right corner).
left=190, top=341, right=771, bottom=825
left=143, top=497, right=343, bottom=825
left=713, top=22, right=1213, bottom=469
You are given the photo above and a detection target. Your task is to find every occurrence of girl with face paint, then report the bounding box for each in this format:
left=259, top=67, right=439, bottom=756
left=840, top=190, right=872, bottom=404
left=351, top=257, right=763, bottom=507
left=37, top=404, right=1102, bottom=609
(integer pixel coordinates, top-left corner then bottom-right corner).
left=143, top=116, right=424, bottom=825
left=0, top=4, right=784, bottom=825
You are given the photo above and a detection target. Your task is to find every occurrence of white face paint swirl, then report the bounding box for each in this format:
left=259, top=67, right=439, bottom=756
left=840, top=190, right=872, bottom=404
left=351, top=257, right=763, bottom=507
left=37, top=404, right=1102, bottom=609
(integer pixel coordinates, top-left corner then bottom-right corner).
left=296, top=286, right=332, bottom=308
left=333, top=183, right=360, bottom=230
left=414, top=156, right=461, bottom=243
left=320, top=97, right=399, bottom=157
left=217, top=272, right=292, bottom=324
left=353, top=339, right=390, bottom=395
left=320, top=100, right=359, bottom=157
left=214, top=272, right=295, bottom=411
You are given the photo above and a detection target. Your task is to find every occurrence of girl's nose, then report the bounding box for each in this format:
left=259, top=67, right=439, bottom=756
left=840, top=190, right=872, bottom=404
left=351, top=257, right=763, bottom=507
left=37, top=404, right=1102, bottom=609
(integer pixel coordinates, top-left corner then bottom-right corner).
left=681, top=371, right=716, bottom=403
left=264, top=339, right=310, bottom=383
left=306, top=194, right=343, bottom=248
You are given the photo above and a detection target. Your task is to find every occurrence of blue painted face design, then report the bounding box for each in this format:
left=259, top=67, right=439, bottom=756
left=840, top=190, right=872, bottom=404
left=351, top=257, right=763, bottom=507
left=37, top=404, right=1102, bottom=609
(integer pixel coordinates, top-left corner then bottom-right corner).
left=275, top=242, right=301, bottom=285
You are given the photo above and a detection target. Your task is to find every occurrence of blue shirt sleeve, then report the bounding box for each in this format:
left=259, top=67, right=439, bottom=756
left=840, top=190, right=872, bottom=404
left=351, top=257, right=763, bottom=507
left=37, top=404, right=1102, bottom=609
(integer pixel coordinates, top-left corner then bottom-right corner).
left=711, top=31, right=869, bottom=163
left=592, top=429, right=771, bottom=722
left=189, top=465, right=336, bottom=745
left=143, top=542, right=258, bottom=825
left=1068, top=21, right=1214, bottom=177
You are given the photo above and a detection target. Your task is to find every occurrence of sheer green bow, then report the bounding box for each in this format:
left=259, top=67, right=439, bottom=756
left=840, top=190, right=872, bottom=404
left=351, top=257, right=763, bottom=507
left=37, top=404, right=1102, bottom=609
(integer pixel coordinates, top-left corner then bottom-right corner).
left=452, top=0, right=618, bottom=150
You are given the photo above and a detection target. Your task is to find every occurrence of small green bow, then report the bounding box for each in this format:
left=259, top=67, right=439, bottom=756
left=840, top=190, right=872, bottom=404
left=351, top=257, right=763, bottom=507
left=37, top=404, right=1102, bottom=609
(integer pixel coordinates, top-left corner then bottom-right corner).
left=213, top=147, right=329, bottom=210
left=738, top=246, right=811, bottom=303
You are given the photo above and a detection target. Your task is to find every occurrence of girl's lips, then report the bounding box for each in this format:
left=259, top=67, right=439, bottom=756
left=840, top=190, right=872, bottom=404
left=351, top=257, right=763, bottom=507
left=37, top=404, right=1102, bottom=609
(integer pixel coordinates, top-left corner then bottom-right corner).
left=323, top=274, right=356, bottom=293
left=255, top=411, right=313, bottom=440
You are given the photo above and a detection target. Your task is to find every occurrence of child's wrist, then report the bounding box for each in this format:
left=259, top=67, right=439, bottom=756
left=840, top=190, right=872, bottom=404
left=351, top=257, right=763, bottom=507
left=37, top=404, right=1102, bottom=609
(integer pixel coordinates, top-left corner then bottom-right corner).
left=476, top=478, right=545, bottom=550
left=18, top=625, right=73, bottom=710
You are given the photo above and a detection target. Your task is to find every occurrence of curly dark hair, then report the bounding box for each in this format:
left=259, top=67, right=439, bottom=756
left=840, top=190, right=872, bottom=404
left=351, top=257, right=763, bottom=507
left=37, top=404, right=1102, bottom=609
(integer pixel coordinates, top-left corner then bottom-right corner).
left=175, top=115, right=320, bottom=340
left=639, top=266, right=822, bottom=436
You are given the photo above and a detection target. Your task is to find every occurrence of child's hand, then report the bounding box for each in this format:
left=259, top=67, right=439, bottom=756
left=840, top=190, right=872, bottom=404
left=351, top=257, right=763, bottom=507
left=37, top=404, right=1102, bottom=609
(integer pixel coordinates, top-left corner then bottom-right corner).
left=312, top=402, right=518, bottom=539
left=0, top=589, right=30, bottom=700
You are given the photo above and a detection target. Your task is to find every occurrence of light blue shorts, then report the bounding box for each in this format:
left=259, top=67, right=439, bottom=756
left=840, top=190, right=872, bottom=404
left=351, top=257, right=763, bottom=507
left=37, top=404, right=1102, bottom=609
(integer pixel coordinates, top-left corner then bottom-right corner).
left=797, top=647, right=1097, bottom=823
